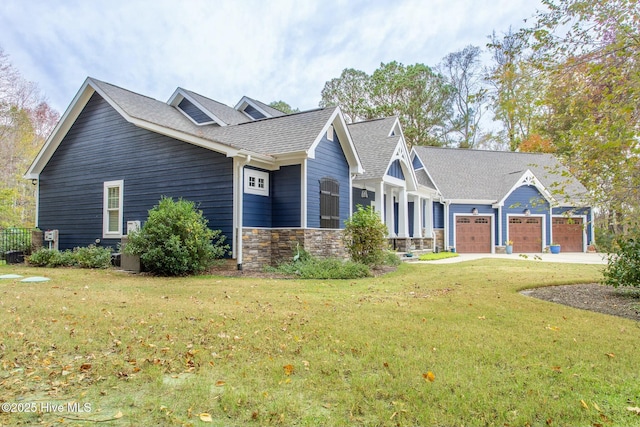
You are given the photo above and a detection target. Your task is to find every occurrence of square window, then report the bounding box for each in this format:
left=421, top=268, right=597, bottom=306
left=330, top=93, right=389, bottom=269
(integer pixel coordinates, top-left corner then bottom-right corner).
left=244, top=169, right=269, bottom=196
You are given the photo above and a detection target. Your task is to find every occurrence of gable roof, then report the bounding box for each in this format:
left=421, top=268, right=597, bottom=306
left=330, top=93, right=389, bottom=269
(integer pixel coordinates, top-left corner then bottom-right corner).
left=349, top=117, right=401, bottom=180
left=411, top=146, right=589, bottom=206
left=235, top=96, right=286, bottom=119
left=176, top=89, right=250, bottom=126
left=26, top=77, right=363, bottom=177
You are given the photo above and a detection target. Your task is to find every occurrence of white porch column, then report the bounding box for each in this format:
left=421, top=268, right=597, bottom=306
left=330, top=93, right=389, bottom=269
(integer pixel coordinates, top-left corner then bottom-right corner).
left=398, top=187, right=408, bottom=238
left=374, top=181, right=385, bottom=225
left=386, top=187, right=395, bottom=236
left=413, top=195, right=423, bottom=238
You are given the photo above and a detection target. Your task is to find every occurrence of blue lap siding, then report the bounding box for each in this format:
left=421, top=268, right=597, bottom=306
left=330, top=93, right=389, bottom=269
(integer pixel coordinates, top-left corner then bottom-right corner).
left=243, top=165, right=301, bottom=228
left=307, top=131, right=350, bottom=229
left=38, top=92, right=234, bottom=251
left=503, top=186, right=551, bottom=244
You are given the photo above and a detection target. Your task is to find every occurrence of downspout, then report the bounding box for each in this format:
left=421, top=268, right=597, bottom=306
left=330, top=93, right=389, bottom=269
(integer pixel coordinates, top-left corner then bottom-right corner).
left=234, top=155, right=251, bottom=270
left=444, top=200, right=450, bottom=251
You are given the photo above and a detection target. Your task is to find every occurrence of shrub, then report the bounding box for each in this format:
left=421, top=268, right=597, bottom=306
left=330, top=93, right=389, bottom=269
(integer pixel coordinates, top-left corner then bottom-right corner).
left=28, top=248, right=66, bottom=267
left=124, top=197, right=229, bottom=276
left=73, top=245, right=113, bottom=268
left=28, top=245, right=112, bottom=268
left=270, top=255, right=371, bottom=279
left=603, top=230, right=640, bottom=288
left=343, top=205, right=389, bottom=266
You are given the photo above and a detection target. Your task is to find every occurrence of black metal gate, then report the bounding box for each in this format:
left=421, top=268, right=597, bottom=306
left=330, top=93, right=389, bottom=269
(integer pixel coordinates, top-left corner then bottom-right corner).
left=1, top=228, right=36, bottom=263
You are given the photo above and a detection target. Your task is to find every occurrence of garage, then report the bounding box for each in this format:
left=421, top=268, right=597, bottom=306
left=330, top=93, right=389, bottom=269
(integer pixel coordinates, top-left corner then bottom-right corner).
left=456, top=216, right=491, bottom=253
left=552, top=217, right=583, bottom=252
left=509, top=217, right=543, bottom=252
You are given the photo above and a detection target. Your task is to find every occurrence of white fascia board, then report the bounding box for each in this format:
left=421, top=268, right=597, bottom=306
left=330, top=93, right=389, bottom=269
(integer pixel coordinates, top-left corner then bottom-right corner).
left=308, top=107, right=364, bottom=175
left=497, top=169, right=558, bottom=207
left=234, top=96, right=272, bottom=119
left=385, top=138, right=418, bottom=192
left=25, top=78, right=96, bottom=178
left=169, top=88, right=227, bottom=127
left=450, top=199, right=497, bottom=205
left=409, top=147, right=444, bottom=196
left=382, top=175, right=406, bottom=187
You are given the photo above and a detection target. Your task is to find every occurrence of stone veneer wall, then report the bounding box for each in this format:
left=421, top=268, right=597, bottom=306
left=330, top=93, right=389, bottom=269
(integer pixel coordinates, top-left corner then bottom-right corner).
left=241, top=228, right=347, bottom=271
left=433, top=229, right=445, bottom=252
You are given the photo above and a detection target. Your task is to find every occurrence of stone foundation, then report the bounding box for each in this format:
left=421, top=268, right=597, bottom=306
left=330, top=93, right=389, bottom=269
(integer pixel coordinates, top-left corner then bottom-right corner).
left=433, top=229, right=445, bottom=252
left=388, top=237, right=434, bottom=253
left=241, top=228, right=347, bottom=271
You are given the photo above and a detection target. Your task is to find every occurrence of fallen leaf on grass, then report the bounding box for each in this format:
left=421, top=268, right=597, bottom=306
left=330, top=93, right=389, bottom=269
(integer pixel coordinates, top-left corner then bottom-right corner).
left=423, top=371, right=435, bottom=382
left=627, top=406, right=640, bottom=415
left=199, top=413, right=213, bottom=422
left=580, top=399, right=589, bottom=409
left=114, top=411, right=123, bottom=419
left=283, top=364, right=294, bottom=376
left=605, top=353, right=615, bottom=359
left=215, top=380, right=226, bottom=387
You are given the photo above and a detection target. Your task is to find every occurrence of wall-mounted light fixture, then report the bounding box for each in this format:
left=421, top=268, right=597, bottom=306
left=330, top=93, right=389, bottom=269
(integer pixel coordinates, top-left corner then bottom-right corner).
left=524, top=208, right=531, bottom=216
left=361, top=189, right=369, bottom=199
left=31, top=179, right=38, bottom=186
left=472, top=208, right=478, bottom=215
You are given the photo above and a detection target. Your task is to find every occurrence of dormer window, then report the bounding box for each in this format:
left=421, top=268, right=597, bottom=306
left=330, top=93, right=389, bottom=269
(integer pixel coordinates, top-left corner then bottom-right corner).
left=177, top=97, right=216, bottom=125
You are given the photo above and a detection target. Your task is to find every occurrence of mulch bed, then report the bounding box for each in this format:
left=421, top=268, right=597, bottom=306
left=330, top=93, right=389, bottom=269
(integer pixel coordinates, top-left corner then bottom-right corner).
left=522, top=283, right=640, bottom=321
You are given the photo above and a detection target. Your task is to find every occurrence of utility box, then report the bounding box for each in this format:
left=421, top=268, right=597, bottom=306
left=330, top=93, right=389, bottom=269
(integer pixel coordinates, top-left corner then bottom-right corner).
left=119, top=236, right=140, bottom=273
left=126, top=221, right=141, bottom=234
left=43, top=229, right=59, bottom=250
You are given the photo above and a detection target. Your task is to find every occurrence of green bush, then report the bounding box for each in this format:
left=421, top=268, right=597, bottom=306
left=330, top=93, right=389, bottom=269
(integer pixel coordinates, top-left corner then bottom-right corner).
left=28, top=245, right=112, bottom=268
left=343, top=205, right=389, bottom=266
left=603, top=231, right=640, bottom=288
left=124, top=197, right=229, bottom=276
left=28, top=248, right=66, bottom=267
left=270, top=256, right=372, bottom=279
left=73, top=245, right=113, bottom=268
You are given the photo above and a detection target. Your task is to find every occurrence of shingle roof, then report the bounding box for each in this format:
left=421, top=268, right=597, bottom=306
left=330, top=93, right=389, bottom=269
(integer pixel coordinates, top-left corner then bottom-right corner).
left=90, top=78, right=336, bottom=158
left=348, top=117, right=401, bottom=180
left=412, top=146, right=589, bottom=205
left=207, top=107, right=337, bottom=156
left=181, top=89, right=250, bottom=125
left=244, top=97, right=286, bottom=118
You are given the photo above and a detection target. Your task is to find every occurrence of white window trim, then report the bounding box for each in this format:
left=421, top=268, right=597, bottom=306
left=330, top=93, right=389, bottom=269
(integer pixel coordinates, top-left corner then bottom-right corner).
left=103, top=180, right=124, bottom=238
left=327, top=125, right=334, bottom=141
left=244, top=168, right=269, bottom=196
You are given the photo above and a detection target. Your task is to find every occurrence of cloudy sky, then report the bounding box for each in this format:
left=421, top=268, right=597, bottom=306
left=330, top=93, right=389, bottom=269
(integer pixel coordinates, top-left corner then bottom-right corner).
left=1, top=0, right=544, bottom=115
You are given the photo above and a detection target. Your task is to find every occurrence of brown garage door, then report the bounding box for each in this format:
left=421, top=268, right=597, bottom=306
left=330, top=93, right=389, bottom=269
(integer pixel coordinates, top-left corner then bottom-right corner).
left=456, top=216, right=491, bottom=253
left=553, top=217, right=583, bottom=252
left=509, top=217, right=542, bottom=252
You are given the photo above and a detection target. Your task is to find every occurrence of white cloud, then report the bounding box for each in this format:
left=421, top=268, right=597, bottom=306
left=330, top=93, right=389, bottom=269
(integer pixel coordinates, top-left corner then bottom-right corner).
left=0, top=0, right=543, bottom=113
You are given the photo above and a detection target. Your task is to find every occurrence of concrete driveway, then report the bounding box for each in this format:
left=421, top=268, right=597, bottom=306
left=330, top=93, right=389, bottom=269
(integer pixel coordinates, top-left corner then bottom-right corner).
left=420, top=252, right=609, bottom=265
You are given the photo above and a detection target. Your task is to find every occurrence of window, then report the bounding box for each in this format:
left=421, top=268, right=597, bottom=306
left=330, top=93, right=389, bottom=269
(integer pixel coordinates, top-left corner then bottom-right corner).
left=103, top=180, right=123, bottom=238
left=320, top=178, right=340, bottom=228
left=244, top=168, right=269, bottom=196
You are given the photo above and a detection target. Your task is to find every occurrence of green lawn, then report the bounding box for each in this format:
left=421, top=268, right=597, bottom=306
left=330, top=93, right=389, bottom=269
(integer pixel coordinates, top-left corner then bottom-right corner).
left=1, top=260, right=638, bottom=426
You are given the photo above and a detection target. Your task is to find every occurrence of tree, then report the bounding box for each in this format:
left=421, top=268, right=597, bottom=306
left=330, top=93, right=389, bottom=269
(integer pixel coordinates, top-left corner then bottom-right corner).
left=485, top=28, right=542, bottom=151
left=0, top=47, right=59, bottom=227
left=524, top=0, right=640, bottom=236
left=369, top=62, right=454, bottom=147
left=268, top=100, right=299, bottom=115
left=439, top=45, right=488, bottom=148
left=319, top=68, right=372, bottom=123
